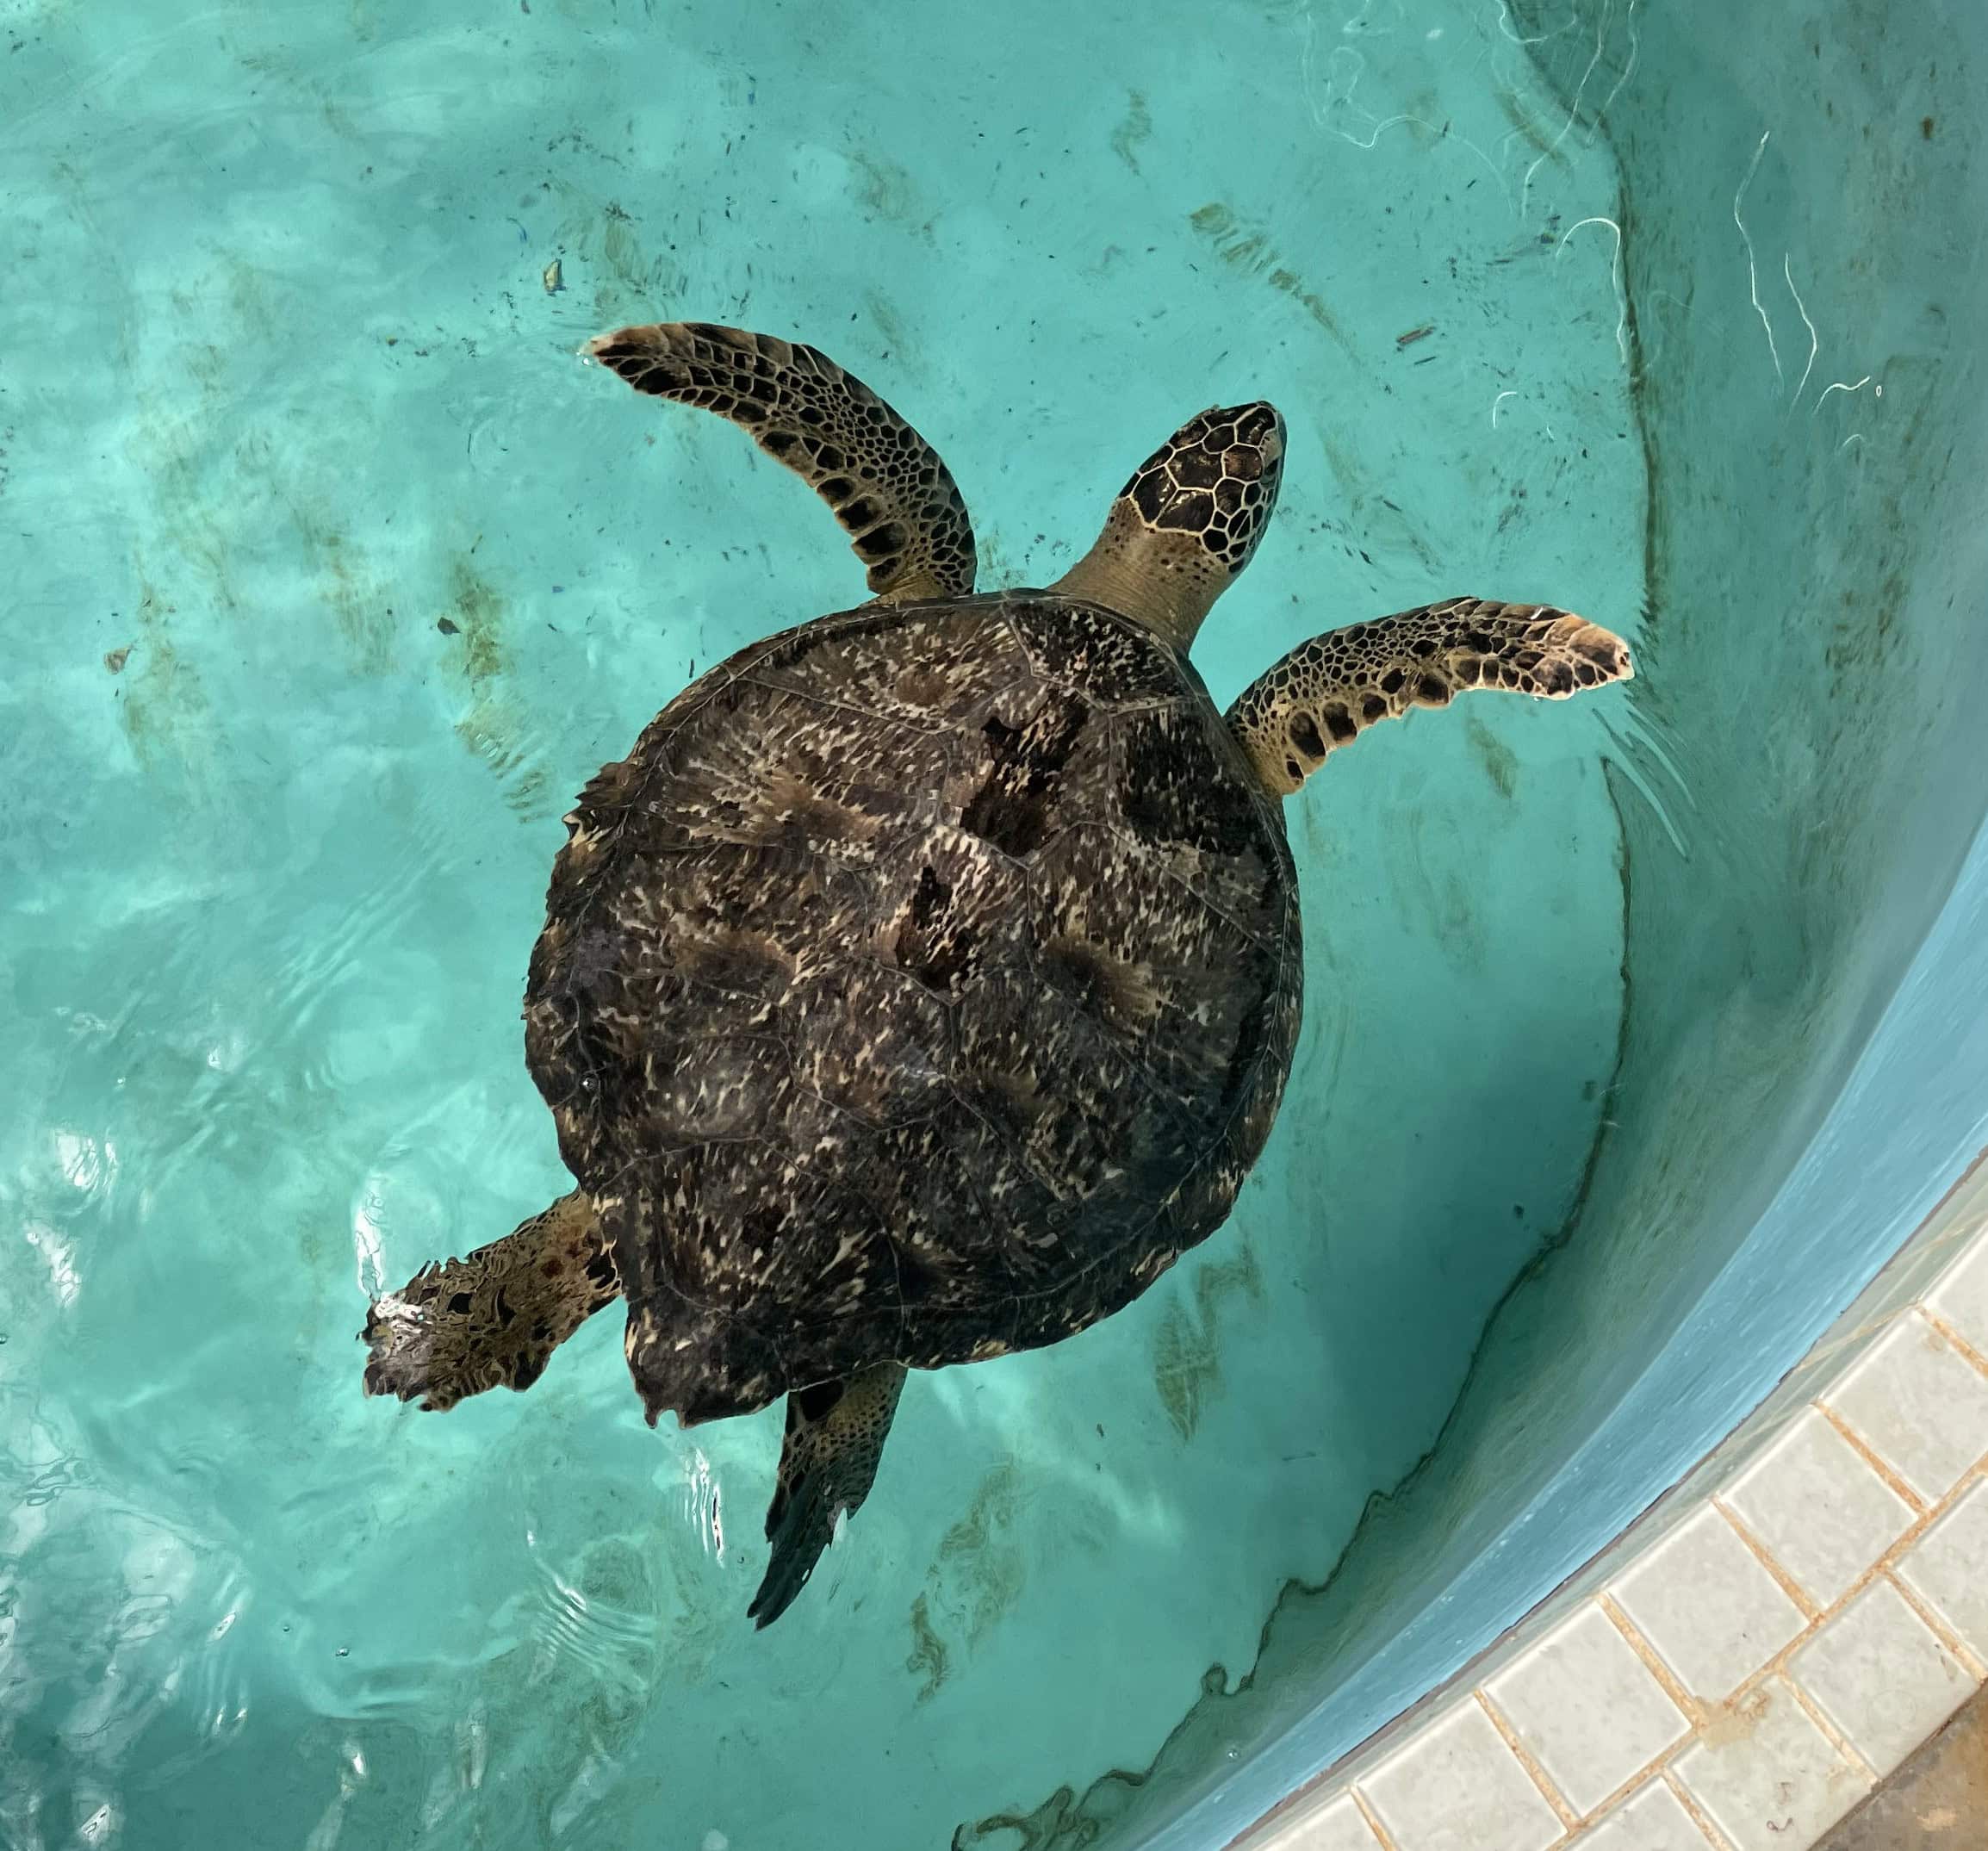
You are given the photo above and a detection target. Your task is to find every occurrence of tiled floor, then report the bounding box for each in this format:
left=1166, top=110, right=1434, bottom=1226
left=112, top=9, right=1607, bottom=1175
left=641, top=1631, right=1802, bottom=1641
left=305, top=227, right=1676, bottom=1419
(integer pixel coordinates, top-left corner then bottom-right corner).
left=1481, top=1604, right=1688, bottom=1817
left=1234, top=1156, right=1988, bottom=1851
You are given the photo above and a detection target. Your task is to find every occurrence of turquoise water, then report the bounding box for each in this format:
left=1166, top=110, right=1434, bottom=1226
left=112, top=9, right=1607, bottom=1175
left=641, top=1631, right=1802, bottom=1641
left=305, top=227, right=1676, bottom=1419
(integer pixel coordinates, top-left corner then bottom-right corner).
left=4, top=0, right=1981, bottom=1847
left=1065, top=2, right=1988, bottom=1845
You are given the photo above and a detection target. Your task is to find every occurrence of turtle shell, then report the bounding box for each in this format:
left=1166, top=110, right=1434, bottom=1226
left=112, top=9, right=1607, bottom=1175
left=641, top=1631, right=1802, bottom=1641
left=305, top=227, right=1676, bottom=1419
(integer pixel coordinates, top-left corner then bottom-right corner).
left=522, top=593, right=1301, bottom=1425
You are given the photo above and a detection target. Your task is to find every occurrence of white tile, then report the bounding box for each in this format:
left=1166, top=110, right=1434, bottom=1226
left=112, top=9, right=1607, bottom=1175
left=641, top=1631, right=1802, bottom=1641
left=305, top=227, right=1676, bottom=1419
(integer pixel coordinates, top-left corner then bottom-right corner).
left=1357, top=1699, right=1564, bottom=1851
left=1896, top=1477, right=1988, bottom=1660
left=1569, top=1780, right=1716, bottom=1850
left=1672, top=1678, right=1872, bottom=1851
left=1722, top=1408, right=1916, bottom=1608
left=1483, top=1602, right=1690, bottom=1816
left=1823, top=1310, right=1988, bottom=1503
left=1243, top=1790, right=1384, bottom=1851
left=1929, top=1229, right=1988, bottom=1359
left=1790, top=1577, right=1976, bottom=1777
left=1609, top=1506, right=1807, bottom=1700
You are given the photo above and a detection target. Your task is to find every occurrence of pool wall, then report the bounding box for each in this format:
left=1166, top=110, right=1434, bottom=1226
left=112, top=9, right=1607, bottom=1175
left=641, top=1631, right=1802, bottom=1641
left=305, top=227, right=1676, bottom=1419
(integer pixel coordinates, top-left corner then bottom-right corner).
left=1065, top=0, right=1988, bottom=1842
left=1234, top=1149, right=1988, bottom=1851
left=3, top=2, right=1982, bottom=1844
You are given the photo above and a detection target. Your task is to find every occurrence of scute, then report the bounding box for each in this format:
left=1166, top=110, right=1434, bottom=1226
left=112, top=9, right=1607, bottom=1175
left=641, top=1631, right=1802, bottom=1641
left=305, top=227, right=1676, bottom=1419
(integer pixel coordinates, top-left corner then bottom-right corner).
left=747, top=604, right=1023, bottom=735
left=523, top=592, right=1298, bottom=1423
left=1027, top=823, right=1278, bottom=1109
left=1116, top=703, right=1270, bottom=859
left=883, top=822, right=1030, bottom=998
left=1001, top=593, right=1194, bottom=709
left=788, top=958, right=954, bottom=1127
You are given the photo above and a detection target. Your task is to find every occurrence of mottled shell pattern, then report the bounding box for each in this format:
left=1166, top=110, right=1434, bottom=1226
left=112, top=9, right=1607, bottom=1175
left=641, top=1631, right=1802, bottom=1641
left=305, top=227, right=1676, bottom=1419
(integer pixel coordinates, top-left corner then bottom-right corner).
left=522, top=591, right=1301, bottom=1425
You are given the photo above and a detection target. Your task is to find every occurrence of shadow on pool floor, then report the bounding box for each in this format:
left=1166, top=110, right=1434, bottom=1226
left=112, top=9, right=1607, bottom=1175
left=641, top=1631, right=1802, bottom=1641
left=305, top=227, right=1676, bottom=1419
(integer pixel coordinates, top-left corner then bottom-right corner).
left=1819, top=1686, right=1988, bottom=1849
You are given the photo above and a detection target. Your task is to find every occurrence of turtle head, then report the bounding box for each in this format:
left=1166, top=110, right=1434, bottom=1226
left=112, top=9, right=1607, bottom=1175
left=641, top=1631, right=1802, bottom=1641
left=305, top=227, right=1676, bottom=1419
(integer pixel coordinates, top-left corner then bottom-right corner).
left=1052, top=401, right=1285, bottom=650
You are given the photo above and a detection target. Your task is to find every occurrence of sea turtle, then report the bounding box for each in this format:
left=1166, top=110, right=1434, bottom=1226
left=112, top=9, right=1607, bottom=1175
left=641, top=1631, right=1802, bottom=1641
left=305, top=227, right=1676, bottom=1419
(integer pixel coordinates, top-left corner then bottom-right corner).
left=363, top=321, right=1632, bottom=1626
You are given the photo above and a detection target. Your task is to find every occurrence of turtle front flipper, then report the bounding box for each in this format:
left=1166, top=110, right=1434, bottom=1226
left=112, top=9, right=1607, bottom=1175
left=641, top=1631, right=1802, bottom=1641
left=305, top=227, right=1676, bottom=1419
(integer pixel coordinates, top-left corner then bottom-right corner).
left=748, top=1362, right=908, bottom=1629
left=1227, top=598, right=1634, bottom=797
left=585, top=321, right=977, bottom=603
left=361, top=1191, right=620, bottom=1412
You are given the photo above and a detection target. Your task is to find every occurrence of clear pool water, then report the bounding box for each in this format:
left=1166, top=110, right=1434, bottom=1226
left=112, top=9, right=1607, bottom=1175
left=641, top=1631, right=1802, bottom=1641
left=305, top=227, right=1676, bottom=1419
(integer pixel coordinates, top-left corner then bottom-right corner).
left=3, top=1, right=1984, bottom=1848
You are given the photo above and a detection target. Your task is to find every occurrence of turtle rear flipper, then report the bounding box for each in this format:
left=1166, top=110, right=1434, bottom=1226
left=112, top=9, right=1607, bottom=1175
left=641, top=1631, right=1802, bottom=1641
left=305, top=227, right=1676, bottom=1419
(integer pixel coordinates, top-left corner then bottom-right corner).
left=362, top=1191, right=620, bottom=1412
left=586, top=320, right=977, bottom=602
left=749, top=1363, right=908, bottom=1629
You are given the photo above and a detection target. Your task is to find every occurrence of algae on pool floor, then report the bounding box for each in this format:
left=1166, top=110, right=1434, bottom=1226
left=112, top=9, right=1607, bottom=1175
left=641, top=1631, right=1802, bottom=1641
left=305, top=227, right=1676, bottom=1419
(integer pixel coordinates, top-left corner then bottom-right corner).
left=0, top=0, right=1648, bottom=1845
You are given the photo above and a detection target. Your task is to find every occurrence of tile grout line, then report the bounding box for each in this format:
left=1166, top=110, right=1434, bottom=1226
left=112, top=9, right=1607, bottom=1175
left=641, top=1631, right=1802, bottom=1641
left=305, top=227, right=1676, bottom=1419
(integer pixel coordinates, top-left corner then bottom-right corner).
left=1597, top=1593, right=1704, bottom=1723
left=1571, top=1376, right=1988, bottom=1844
left=1712, top=1494, right=1823, bottom=1621
left=1553, top=1734, right=1699, bottom=1838
left=1713, top=1456, right=1985, bottom=1682
left=1236, top=1206, right=1988, bottom=1851
left=1881, top=1565, right=1988, bottom=1684
left=1570, top=1432, right=1988, bottom=1843
left=1711, top=1587, right=1883, bottom=1761
left=1346, top=1784, right=1401, bottom=1851
left=1603, top=1527, right=1847, bottom=1729
left=1921, top=1304, right=1988, bottom=1382
left=1777, top=1669, right=1880, bottom=1786
left=1840, top=1306, right=1910, bottom=1348
left=1749, top=1516, right=1930, bottom=1655
left=1659, top=1766, right=1740, bottom=1851
left=1812, top=1401, right=1929, bottom=1512
left=1772, top=1447, right=1988, bottom=1637
left=1872, top=1444, right=1988, bottom=1679
left=1470, top=1688, right=1582, bottom=1832
left=1600, top=1563, right=1885, bottom=1788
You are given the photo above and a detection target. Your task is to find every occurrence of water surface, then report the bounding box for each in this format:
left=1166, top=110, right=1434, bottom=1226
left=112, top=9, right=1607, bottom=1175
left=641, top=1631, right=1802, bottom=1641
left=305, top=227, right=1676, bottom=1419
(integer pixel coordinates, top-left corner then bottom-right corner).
left=3, top=2, right=1645, bottom=1845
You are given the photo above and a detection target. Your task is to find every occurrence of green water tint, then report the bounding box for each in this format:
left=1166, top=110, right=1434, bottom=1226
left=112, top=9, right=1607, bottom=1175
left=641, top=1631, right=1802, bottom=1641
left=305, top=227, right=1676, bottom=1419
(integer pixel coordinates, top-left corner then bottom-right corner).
left=15, top=0, right=1970, bottom=1844
left=7, top=0, right=1631, bottom=1840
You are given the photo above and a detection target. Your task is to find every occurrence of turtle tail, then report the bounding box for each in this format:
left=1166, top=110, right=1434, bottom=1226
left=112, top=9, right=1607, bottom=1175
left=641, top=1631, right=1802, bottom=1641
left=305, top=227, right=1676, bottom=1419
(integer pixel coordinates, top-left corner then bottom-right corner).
left=749, top=1363, right=908, bottom=1629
